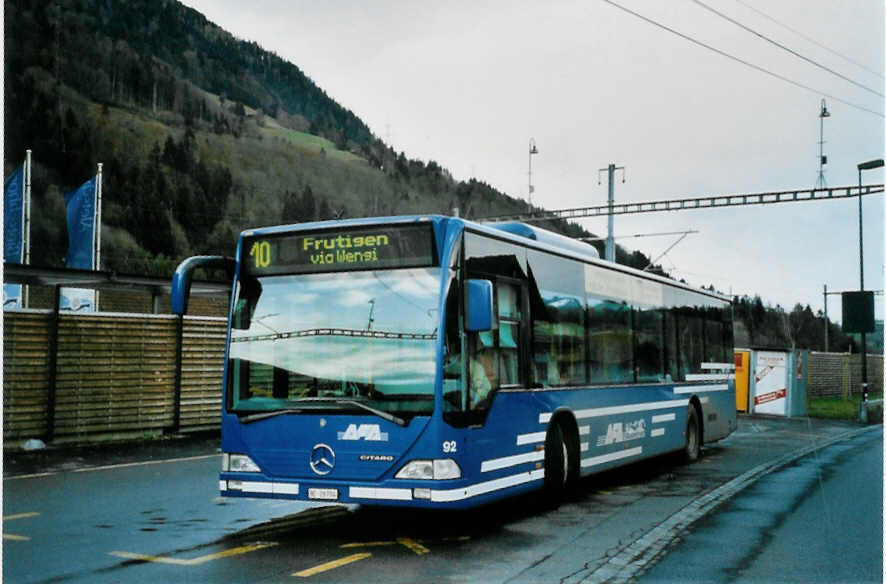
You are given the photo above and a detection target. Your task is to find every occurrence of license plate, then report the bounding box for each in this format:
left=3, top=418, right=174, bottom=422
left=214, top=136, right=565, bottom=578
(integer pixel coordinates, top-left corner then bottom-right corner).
left=308, top=488, right=338, bottom=500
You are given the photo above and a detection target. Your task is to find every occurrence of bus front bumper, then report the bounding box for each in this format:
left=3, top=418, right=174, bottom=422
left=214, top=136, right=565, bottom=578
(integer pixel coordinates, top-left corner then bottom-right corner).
left=219, top=468, right=545, bottom=508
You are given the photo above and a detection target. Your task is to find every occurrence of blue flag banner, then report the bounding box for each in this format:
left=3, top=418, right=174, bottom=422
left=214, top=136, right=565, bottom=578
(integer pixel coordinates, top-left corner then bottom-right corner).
left=4, top=165, right=25, bottom=263
left=65, top=177, right=97, bottom=269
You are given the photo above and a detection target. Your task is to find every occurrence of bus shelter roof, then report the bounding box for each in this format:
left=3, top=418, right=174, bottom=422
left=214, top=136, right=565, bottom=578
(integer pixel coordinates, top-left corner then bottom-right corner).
left=3, top=262, right=231, bottom=298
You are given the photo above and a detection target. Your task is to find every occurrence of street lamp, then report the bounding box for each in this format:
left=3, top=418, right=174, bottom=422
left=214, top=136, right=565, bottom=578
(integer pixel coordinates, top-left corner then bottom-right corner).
left=528, top=138, right=538, bottom=208
left=856, top=158, right=883, bottom=403
left=816, top=99, right=830, bottom=187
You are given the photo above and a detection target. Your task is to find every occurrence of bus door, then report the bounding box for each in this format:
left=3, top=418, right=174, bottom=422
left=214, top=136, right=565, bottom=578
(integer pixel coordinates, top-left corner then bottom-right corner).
left=467, top=278, right=527, bottom=408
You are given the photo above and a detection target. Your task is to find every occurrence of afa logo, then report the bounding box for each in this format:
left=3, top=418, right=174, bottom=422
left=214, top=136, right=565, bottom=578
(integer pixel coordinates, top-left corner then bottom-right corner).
left=338, top=423, right=389, bottom=442
left=596, top=419, right=646, bottom=446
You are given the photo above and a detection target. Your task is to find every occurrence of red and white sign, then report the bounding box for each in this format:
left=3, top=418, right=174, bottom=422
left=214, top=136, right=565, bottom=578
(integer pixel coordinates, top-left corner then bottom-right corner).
left=754, top=388, right=787, bottom=406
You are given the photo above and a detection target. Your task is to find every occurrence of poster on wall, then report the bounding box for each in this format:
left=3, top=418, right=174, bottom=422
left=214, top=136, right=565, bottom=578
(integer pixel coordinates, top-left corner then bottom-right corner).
left=753, top=350, right=787, bottom=415
left=3, top=283, right=23, bottom=310
left=60, top=288, right=96, bottom=313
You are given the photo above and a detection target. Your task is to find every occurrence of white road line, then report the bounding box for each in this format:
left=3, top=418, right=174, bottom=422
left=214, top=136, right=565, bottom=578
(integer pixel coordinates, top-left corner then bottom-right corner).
left=6, top=454, right=220, bottom=481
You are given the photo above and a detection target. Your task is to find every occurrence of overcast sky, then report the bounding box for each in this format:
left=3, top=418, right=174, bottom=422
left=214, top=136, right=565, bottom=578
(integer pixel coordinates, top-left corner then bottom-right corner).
left=182, top=0, right=884, bottom=323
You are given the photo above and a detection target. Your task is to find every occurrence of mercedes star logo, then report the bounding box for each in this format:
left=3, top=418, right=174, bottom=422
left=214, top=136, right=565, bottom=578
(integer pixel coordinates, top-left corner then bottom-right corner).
left=309, top=443, right=336, bottom=475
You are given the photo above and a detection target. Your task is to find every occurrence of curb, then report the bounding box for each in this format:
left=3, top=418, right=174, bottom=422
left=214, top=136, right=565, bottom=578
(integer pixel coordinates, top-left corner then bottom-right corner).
left=570, top=424, right=881, bottom=584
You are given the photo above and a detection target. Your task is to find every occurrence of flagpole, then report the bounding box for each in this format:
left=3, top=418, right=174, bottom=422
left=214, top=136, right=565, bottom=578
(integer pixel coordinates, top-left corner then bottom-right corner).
left=23, top=149, right=31, bottom=308
left=95, top=163, right=102, bottom=270
left=94, top=163, right=103, bottom=311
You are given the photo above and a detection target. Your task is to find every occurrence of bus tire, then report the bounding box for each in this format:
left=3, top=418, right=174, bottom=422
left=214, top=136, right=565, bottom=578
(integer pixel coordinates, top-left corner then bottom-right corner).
left=543, top=420, right=576, bottom=506
left=682, top=405, right=701, bottom=463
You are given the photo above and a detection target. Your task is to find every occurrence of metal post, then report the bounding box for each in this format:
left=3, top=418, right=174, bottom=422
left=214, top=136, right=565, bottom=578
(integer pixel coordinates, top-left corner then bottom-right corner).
left=823, top=284, right=828, bottom=352
left=858, top=167, right=868, bottom=403
left=528, top=139, right=538, bottom=209
left=596, top=163, right=625, bottom=262
left=45, top=285, right=62, bottom=442
left=172, top=314, right=184, bottom=434
left=23, top=149, right=31, bottom=308
left=816, top=99, right=830, bottom=188
left=854, top=159, right=883, bottom=403
left=94, top=163, right=103, bottom=312
left=95, top=163, right=102, bottom=270
left=606, top=164, right=615, bottom=261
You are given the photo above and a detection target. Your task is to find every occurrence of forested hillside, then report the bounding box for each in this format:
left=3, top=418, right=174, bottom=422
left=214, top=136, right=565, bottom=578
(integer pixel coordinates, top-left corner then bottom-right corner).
left=3, top=0, right=857, bottom=351
left=733, top=296, right=856, bottom=352
left=4, top=0, right=608, bottom=275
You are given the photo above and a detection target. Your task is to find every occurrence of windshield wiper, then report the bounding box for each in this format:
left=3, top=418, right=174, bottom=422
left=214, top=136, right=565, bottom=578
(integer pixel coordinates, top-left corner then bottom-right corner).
left=239, top=408, right=305, bottom=424
left=294, top=397, right=407, bottom=427
left=238, top=399, right=408, bottom=427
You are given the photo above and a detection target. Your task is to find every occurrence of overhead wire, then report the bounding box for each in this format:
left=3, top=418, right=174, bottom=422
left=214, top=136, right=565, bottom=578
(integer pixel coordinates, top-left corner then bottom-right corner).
left=733, top=0, right=885, bottom=80
left=690, top=0, right=883, bottom=98
left=599, top=0, right=884, bottom=118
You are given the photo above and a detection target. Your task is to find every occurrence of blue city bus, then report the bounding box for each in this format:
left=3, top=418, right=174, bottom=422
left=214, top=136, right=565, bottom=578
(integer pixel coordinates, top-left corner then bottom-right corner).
left=171, top=215, right=736, bottom=509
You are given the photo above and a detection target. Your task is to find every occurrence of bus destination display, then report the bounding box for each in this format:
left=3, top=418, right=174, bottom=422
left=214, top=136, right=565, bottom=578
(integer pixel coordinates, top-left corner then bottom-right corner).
left=243, top=224, right=436, bottom=275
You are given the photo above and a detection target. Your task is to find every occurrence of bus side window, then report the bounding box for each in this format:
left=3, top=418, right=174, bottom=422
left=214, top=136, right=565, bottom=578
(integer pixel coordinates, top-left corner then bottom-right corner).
left=496, top=283, right=521, bottom=387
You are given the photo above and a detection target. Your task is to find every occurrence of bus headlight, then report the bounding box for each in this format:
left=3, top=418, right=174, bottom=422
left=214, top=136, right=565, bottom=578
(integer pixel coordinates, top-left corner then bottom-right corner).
left=222, top=453, right=261, bottom=473
left=395, top=459, right=461, bottom=480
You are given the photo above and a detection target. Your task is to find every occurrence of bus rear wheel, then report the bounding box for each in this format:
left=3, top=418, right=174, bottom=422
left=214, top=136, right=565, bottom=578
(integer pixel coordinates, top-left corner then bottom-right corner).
left=682, top=406, right=701, bottom=463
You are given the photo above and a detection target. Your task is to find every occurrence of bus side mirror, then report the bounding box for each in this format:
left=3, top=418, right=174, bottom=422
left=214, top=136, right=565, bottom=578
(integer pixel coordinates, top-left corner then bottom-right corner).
left=466, top=279, right=494, bottom=332
left=171, top=255, right=236, bottom=315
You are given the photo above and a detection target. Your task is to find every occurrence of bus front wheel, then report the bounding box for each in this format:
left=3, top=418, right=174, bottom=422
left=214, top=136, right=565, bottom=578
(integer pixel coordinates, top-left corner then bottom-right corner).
left=543, top=420, right=577, bottom=506
left=682, top=406, right=701, bottom=463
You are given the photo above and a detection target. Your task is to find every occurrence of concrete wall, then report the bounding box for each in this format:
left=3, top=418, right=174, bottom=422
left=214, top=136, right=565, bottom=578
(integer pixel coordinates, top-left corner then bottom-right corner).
left=807, top=351, right=883, bottom=398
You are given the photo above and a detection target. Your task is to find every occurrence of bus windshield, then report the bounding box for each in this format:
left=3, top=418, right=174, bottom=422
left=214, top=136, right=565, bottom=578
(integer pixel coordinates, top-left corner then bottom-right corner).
left=227, top=267, right=441, bottom=418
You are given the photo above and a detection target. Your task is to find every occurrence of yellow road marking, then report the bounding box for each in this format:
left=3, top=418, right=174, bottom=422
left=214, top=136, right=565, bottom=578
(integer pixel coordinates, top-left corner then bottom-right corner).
left=190, top=543, right=279, bottom=563
left=343, top=535, right=468, bottom=553
left=340, top=541, right=398, bottom=549
left=3, top=512, right=39, bottom=521
left=341, top=537, right=430, bottom=555
left=3, top=511, right=39, bottom=542
left=110, top=551, right=194, bottom=566
left=293, top=552, right=371, bottom=577
left=3, top=534, right=30, bottom=541
left=396, top=537, right=430, bottom=555
left=110, top=542, right=277, bottom=566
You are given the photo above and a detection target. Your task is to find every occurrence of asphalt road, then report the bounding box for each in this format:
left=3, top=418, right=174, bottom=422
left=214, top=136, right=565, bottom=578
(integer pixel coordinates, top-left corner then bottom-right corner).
left=641, top=425, right=883, bottom=583
left=2, top=417, right=878, bottom=583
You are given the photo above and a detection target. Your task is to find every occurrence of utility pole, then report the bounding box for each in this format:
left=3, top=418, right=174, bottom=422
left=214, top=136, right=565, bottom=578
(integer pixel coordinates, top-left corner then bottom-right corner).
left=597, top=163, right=625, bottom=262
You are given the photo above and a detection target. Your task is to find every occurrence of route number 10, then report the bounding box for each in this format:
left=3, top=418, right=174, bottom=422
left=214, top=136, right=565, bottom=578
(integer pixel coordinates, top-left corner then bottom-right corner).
left=250, top=241, right=271, bottom=268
